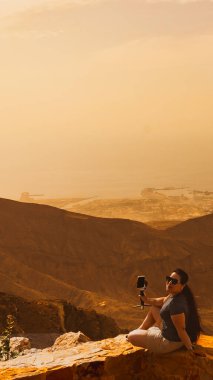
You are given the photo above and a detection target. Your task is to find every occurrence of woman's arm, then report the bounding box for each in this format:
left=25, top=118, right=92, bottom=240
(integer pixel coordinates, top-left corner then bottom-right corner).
left=171, top=313, right=193, bottom=351
left=140, top=294, right=169, bottom=307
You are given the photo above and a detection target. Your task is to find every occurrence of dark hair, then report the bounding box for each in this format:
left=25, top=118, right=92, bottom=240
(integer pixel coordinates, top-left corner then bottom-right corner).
left=174, top=268, right=202, bottom=343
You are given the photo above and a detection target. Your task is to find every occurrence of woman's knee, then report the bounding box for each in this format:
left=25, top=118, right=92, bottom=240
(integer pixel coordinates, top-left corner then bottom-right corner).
left=127, top=329, right=147, bottom=347
left=150, top=305, right=161, bottom=315
left=126, top=331, right=134, bottom=343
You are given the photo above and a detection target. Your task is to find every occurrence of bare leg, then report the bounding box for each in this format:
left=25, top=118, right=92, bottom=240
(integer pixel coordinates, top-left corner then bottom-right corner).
left=139, top=306, right=162, bottom=330
left=127, top=306, right=162, bottom=348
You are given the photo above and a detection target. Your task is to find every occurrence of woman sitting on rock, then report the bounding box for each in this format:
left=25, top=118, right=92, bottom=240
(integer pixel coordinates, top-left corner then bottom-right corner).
left=127, top=268, right=202, bottom=354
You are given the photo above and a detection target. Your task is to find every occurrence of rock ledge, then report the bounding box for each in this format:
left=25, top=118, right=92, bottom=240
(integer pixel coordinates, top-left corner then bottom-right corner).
left=0, top=334, right=212, bottom=380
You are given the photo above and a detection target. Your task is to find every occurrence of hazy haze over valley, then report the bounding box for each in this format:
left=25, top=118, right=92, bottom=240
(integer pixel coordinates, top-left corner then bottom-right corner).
left=0, top=0, right=213, bottom=199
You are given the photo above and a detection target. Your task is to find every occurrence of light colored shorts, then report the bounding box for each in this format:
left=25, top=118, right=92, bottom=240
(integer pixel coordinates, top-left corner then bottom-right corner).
left=128, top=326, right=184, bottom=354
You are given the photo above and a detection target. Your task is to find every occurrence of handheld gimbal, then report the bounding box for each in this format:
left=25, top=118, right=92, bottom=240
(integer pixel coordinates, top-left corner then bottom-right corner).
left=135, top=275, right=149, bottom=309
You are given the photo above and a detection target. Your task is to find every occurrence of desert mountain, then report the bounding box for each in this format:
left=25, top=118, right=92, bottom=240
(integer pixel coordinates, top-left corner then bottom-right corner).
left=0, top=198, right=212, bottom=330
left=168, top=213, right=213, bottom=245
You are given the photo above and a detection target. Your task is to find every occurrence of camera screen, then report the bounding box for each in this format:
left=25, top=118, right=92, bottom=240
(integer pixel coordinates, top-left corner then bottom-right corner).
left=137, top=276, right=145, bottom=288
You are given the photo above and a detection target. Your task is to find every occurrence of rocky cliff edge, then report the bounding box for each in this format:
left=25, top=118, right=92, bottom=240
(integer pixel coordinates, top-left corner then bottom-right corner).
left=0, top=334, right=212, bottom=380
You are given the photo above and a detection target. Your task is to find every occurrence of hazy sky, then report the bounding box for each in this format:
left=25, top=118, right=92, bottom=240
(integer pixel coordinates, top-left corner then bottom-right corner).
left=1, top=0, right=213, bottom=198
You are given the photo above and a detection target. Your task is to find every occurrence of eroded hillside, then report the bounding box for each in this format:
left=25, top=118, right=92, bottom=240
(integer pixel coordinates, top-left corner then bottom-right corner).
left=0, top=198, right=212, bottom=331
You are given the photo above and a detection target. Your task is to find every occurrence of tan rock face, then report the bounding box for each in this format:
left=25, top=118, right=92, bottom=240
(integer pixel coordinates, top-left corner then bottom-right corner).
left=0, top=334, right=212, bottom=380
left=51, top=331, right=91, bottom=351
left=10, top=337, right=31, bottom=353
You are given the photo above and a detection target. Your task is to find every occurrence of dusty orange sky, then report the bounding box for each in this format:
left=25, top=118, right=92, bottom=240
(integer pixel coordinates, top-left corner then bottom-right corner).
left=0, top=0, right=213, bottom=198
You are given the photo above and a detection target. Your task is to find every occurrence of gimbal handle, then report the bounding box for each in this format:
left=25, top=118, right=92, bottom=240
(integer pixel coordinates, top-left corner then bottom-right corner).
left=140, top=289, right=145, bottom=309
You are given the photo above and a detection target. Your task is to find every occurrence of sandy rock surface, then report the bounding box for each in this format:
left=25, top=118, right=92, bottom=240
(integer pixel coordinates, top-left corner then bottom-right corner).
left=0, top=334, right=212, bottom=380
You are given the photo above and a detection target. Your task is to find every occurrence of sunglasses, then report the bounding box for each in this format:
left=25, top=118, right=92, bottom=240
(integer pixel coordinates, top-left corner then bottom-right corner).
left=166, top=276, right=179, bottom=285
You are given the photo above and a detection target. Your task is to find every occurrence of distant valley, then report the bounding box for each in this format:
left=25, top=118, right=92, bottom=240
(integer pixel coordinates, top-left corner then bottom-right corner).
left=0, top=198, right=212, bottom=335
left=19, top=188, right=213, bottom=228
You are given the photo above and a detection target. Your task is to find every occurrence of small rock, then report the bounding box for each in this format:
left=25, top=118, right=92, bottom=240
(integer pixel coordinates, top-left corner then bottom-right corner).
left=10, top=337, right=31, bottom=353
left=51, top=331, right=91, bottom=351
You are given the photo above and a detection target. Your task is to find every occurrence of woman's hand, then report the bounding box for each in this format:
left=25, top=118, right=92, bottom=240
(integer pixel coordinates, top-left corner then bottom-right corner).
left=189, top=346, right=206, bottom=357
left=139, top=293, right=149, bottom=304
left=139, top=294, right=165, bottom=307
